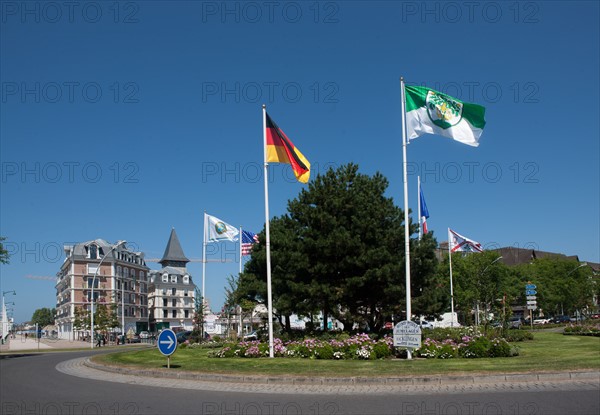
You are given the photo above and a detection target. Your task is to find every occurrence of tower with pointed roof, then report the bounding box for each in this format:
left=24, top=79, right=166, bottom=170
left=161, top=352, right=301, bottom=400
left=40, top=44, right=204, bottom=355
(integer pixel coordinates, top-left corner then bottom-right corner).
left=159, top=228, right=190, bottom=270
left=148, top=229, right=197, bottom=332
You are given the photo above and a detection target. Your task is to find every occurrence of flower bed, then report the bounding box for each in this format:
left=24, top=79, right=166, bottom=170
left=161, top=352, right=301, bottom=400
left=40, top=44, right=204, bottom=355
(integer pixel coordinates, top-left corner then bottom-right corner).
left=563, top=323, right=600, bottom=337
left=211, top=330, right=520, bottom=360
left=416, top=335, right=517, bottom=358
left=213, top=333, right=393, bottom=360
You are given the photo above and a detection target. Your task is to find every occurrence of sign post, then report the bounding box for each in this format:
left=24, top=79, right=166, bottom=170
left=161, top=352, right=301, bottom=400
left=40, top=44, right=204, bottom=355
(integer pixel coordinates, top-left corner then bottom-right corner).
left=393, top=321, right=422, bottom=360
left=157, top=329, right=177, bottom=368
left=525, top=283, right=537, bottom=329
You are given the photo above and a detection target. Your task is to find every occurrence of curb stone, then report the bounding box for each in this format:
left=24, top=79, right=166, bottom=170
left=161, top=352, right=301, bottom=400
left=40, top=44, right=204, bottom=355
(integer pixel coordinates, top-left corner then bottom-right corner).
left=83, top=358, right=599, bottom=386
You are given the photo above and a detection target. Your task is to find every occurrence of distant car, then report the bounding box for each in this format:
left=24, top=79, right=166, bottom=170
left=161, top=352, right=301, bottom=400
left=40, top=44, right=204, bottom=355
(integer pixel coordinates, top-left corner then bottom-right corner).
left=590, top=313, right=600, bottom=320
left=419, top=321, right=434, bottom=330
left=533, top=318, right=550, bottom=325
left=243, top=331, right=258, bottom=341
left=176, top=330, right=192, bottom=344
left=553, top=315, right=571, bottom=324
left=139, top=331, right=149, bottom=339
left=508, top=317, right=524, bottom=329
left=127, top=334, right=141, bottom=343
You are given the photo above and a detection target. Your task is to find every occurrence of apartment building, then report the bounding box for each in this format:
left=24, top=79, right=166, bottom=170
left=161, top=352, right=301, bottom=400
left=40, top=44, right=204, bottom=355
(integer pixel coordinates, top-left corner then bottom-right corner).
left=55, top=239, right=150, bottom=339
left=148, top=229, right=197, bottom=331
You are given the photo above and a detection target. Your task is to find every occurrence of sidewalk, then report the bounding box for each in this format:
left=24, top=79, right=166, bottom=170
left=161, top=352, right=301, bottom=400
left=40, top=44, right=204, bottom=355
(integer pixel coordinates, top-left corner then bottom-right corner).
left=1, top=335, right=151, bottom=352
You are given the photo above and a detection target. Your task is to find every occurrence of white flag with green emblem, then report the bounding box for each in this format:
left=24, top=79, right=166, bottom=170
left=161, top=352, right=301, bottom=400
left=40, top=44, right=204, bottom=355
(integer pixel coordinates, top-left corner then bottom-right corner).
left=206, top=214, right=239, bottom=242
left=405, top=85, right=486, bottom=147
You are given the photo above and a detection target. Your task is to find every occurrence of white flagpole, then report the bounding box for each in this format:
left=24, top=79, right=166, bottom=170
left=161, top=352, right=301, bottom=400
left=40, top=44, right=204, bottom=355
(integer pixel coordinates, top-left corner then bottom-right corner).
left=448, top=228, right=455, bottom=328
left=202, top=212, right=207, bottom=303
left=239, top=226, right=243, bottom=275
left=400, top=77, right=413, bottom=360
left=418, top=176, right=422, bottom=241
left=262, top=104, right=275, bottom=358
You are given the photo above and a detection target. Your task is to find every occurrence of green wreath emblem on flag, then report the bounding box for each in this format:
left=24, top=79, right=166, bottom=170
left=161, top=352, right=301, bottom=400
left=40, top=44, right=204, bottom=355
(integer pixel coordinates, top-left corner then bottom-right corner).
left=215, top=222, right=227, bottom=235
left=426, top=90, right=463, bottom=130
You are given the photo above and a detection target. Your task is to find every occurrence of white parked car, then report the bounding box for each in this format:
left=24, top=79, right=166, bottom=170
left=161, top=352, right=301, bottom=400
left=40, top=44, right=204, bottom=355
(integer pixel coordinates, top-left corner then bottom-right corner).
left=419, top=321, right=434, bottom=330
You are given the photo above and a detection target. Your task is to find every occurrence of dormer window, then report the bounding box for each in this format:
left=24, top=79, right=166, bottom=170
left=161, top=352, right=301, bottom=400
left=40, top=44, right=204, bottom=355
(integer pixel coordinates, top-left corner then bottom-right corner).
left=89, top=245, right=98, bottom=259
left=183, top=274, right=190, bottom=284
left=170, top=275, right=177, bottom=283
left=162, top=273, right=168, bottom=283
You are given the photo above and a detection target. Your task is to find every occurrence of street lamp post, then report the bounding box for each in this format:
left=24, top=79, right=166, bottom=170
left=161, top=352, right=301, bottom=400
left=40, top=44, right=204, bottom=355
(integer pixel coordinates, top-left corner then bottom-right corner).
left=90, top=240, right=126, bottom=349
left=122, top=274, right=125, bottom=344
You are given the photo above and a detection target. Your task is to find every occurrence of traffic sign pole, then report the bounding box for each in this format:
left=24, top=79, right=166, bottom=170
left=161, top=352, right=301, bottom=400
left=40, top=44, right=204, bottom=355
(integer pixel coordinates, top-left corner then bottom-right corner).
left=157, top=329, right=177, bottom=368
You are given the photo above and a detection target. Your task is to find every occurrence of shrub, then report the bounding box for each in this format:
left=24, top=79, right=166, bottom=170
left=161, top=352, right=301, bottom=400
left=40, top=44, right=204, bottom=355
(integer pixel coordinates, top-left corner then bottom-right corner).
left=315, top=344, right=334, bottom=359
left=460, top=336, right=490, bottom=358
left=564, top=324, right=600, bottom=336
left=437, top=343, right=458, bottom=359
left=488, top=338, right=512, bottom=357
left=373, top=342, right=392, bottom=359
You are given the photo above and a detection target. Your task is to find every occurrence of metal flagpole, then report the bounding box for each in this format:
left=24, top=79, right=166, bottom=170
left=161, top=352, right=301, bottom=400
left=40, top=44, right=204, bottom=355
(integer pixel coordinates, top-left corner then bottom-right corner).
left=418, top=176, right=422, bottom=241
left=400, top=77, right=413, bottom=359
left=239, top=226, right=243, bottom=275
left=448, top=228, right=455, bottom=328
left=262, top=104, right=275, bottom=358
left=202, top=212, right=207, bottom=303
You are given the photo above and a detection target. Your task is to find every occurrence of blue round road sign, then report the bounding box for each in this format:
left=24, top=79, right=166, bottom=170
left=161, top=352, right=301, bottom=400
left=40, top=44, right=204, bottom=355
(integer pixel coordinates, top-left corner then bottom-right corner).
left=157, top=329, right=177, bottom=356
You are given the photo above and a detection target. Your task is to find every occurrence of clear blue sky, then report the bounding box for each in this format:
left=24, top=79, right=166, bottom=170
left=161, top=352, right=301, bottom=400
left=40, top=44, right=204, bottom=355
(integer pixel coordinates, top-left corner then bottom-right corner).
left=1, top=1, right=598, bottom=323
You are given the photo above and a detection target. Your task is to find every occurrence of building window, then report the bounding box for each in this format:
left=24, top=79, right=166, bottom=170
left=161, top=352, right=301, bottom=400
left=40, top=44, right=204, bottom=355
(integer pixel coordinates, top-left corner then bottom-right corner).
left=87, top=278, right=99, bottom=289
left=172, top=310, right=177, bottom=318
left=184, top=310, right=189, bottom=318
left=140, top=271, right=145, bottom=281
left=163, top=298, right=167, bottom=307
left=163, top=309, right=167, bottom=318
left=86, top=292, right=99, bottom=301
left=117, top=266, right=122, bottom=276
left=183, top=274, right=189, bottom=284
left=170, top=275, right=177, bottom=283
left=89, top=245, right=98, bottom=259
left=171, top=288, right=176, bottom=296
left=184, top=289, right=188, bottom=297
left=172, top=299, right=176, bottom=307
left=162, top=273, right=168, bottom=283
left=162, top=288, right=166, bottom=296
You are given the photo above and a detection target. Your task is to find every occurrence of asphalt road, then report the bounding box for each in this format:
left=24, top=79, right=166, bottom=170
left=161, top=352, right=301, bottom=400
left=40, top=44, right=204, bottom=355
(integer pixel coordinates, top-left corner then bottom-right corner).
left=1, top=350, right=599, bottom=415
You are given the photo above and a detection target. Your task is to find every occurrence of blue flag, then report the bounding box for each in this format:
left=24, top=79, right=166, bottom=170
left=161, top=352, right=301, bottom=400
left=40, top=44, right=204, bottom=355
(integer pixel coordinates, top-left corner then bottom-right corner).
left=420, top=186, right=430, bottom=234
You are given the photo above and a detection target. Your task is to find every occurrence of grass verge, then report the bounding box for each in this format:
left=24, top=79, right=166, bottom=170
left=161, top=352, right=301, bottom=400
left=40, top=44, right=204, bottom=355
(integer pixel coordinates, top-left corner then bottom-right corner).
left=93, top=332, right=600, bottom=377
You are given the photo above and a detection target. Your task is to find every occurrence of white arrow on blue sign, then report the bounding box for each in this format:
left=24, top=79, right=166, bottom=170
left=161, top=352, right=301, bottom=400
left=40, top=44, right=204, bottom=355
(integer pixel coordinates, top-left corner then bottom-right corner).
left=525, top=284, right=537, bottom=290
left=157, top=329, right=177, bottom=356
left=526, top=289, right=537, bottom=296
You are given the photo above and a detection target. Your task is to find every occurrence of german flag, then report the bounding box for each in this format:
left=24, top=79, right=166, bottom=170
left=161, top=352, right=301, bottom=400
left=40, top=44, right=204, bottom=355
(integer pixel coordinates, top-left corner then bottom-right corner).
left=265, top=113, right=310, bottom=183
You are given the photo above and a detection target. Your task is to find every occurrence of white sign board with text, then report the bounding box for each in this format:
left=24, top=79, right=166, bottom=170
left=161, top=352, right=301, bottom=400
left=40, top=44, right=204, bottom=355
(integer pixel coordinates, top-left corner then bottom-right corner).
left=393, top=320, right=422, bottom=349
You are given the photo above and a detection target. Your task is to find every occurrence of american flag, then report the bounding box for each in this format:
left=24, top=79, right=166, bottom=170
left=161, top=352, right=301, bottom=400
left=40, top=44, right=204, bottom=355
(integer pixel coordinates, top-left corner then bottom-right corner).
left=241, top=230, right=259, bottom=256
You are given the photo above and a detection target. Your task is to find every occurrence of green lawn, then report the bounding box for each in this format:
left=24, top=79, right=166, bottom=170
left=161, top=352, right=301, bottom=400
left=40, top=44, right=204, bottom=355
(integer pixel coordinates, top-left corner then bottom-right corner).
left=94, top=332, right=600, bottom=377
